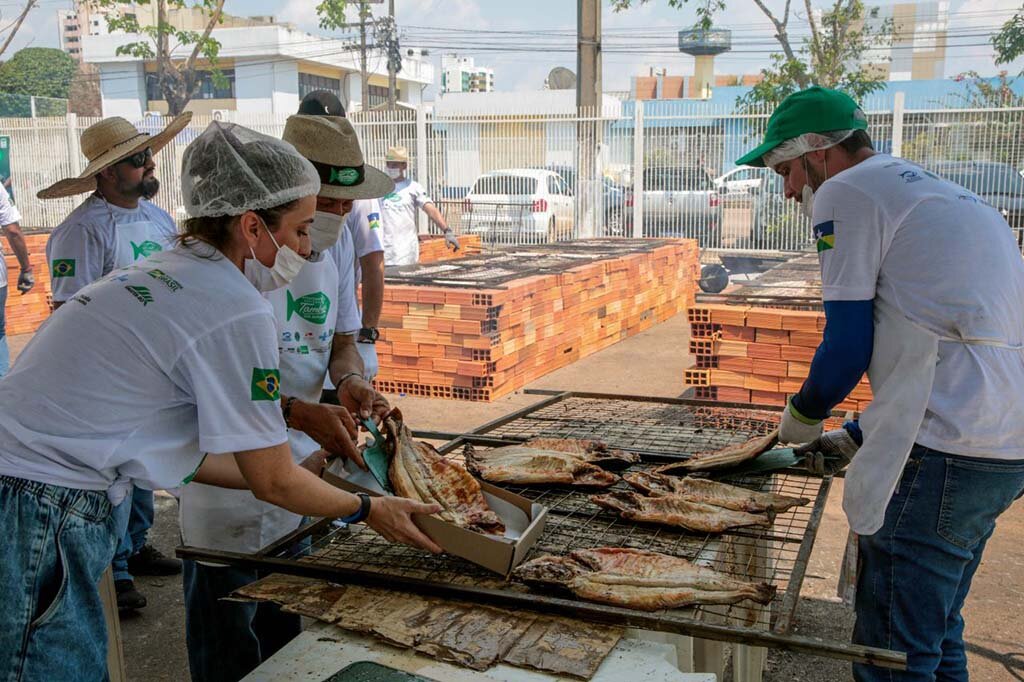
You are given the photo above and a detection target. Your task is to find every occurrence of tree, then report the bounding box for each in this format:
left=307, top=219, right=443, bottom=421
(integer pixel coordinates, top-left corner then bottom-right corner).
left=0, top=0, right=40, bottom=61
left=0, top=47, right=77, bottom=99
left=316, top=0, right=372, bottom=111
left=610, top=0, right=892, bottom=107
left=93, top=0, right=226, bottom=115
left=992, top=5, right=1024, bottom=66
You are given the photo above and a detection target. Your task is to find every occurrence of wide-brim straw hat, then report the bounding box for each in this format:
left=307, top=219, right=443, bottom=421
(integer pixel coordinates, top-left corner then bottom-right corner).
left=283, top=115, right=393, bottom=201
left=38, top=112, right=192, bottom=199
left=385, top=145, right=410, bottom=164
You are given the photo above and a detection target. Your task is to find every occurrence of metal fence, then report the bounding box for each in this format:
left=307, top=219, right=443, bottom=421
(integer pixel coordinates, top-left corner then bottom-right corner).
left=4, top=94, right=1024, bottom=253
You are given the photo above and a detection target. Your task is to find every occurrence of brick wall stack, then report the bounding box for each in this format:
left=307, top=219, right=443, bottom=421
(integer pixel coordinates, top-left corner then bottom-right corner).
left=3, top=233, right=52, bottom=336
left=683, top=303, right=872, bottom=411
left=374, top=240, right=701, bottom=401
left=418, top=234, right=482, bottom=263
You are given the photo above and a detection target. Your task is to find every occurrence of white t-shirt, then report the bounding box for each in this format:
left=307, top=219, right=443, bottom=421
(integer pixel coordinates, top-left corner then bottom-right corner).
left=0, top=184, right=22, bottom=289
left=0, top=246, right=287, bottom=503
left=45, top=194, right=178, bottom=302
left=346, top=199, right=384, bottom=302
left=813, top=154, right=1024, bottom=458
left=380, top=179, right=432, bottom=266
left=327, top=226, right=363, bottom=335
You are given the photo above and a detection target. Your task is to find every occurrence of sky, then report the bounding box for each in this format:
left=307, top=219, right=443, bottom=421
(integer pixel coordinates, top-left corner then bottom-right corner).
left=7, top=0, right=1024, bottom=95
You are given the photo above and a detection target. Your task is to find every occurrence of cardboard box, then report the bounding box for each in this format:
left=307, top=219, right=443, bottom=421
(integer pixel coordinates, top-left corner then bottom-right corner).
left=322, top=469, right=548, bottom=576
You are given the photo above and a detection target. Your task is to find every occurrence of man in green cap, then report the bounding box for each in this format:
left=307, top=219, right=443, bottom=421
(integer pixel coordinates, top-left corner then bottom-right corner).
left=738, top=85, right=1024, bottom=680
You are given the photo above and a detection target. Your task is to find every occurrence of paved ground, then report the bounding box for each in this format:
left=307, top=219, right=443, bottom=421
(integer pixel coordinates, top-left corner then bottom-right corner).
left=8, top=316, right=1024, bottom=681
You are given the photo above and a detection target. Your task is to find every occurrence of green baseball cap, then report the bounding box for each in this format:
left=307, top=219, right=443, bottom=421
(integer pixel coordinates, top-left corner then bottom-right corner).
left=736, top=86, right=868, bottom=167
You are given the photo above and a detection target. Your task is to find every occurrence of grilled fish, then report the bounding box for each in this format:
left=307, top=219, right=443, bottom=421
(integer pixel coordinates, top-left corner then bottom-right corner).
left=520, top=438, right=639, bottom=470
left=514, top=547, right=775, bottom=611
left=655, top=429, right=778, bottom=474
left=464, top=443, right=619, bottom=488
left=623, top=471, right=809, bottom=514
left=590, top=491, right=771, bottom=533
left=385, top=409, right=505, bottom=535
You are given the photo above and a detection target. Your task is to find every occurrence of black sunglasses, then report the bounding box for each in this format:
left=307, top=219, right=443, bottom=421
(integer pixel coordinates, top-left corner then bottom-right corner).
left=121, top=147, right=153, bottom=169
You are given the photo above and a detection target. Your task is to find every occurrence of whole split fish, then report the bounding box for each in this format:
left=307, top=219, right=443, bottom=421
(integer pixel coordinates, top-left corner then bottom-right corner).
left=589, top=491, right=771, bottom=533
left=464, top=442, right=620, bottom=488
left=623, top=471, right=809, bottom=514
left=655, top=428, right=779, bottom=474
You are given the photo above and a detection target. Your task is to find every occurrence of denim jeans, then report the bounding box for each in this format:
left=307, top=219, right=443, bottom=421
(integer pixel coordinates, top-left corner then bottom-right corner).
left=853, top=445, right=1024, bottom=681
left=111, top=485, right=154, bottom=582
left=0, top=475, right=117, bottom=682
left=0, top=284, right=9, bottom=377
left=182, top=560, right=301, bottom=682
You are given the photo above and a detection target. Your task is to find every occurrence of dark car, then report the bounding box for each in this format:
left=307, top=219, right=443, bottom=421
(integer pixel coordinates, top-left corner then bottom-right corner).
left=544, top=165, right=631, bottom=236
left=926, top=161, right=1024, bottom=244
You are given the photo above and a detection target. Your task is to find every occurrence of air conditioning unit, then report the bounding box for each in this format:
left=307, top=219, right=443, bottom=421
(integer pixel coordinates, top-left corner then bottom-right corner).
left=143, top=110, right=163, bottom=118
left=211, top=109, right=230, bottom=121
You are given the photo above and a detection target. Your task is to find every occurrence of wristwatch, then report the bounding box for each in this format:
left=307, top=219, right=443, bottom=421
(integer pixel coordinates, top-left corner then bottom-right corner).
left=339, top=492, right=372, bottom=524
left=358, top=327, right=379, bottom=344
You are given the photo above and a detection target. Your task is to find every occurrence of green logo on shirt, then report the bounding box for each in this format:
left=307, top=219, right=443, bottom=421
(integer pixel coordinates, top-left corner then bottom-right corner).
left=286, top=290, right=330, bottom=324
left=251, top=368, right=281, bottom=401
left=131, top=240, right=163, bottom=260
left=52, top=259, right=76, bottom=278
left=328, top=167, right=361, bottom=186
left=382, top=191, right=401, bottom=203
left=146, top=268, right=182, bottom=292
left=125, top=285, right=154, bottom=306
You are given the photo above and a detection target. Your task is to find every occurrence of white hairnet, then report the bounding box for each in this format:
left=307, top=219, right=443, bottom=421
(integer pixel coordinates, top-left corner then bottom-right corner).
left=181, top=121, right=321, bottom=218
left=761, top=130, right=857, bottom=168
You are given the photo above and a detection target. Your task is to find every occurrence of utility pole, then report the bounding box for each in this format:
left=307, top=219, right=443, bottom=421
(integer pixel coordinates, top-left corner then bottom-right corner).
left=387, top=0, right=397, bottom=110
left=576, top=0, right=601, bottom=238
left=359, top=0, right=370, bottom=111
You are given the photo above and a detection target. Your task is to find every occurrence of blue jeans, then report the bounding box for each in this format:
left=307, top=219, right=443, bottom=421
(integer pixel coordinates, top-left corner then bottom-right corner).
left=0, top=285, right=9, bottom=377
left=853, top=445, right=1024, bottom=681
left=111, top=486, right=154, bottom=582
left=182, top=560, right=301, bottom=682
left=0, top=476, right=117, bottom=681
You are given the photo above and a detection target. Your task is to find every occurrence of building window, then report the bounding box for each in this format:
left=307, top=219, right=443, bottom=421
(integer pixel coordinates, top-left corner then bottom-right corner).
left=146, top=69, right=235, bottom=102
left=298, top=72, right=342, bottom=101
left=367, top=84, right=389, bottom=108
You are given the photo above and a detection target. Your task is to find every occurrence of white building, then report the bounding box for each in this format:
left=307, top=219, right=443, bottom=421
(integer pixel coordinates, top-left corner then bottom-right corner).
left=440, top=55, right=494, bottom=94
left=83, top=24, right=435, bottom=118
left=58, top=4, right=113, bottom=63
left=863, top=1, right=949, bottom=81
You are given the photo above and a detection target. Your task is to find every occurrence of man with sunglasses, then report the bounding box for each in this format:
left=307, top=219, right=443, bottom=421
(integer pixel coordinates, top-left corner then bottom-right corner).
left=39, top=113, right=192, bottom=613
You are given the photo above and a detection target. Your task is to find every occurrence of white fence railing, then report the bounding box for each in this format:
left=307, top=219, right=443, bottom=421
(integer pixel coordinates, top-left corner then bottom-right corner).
left=4, top=95, right=1024, bottom=253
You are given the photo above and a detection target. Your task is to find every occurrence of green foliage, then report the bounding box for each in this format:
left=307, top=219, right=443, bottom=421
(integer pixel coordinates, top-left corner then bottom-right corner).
left=992, top=6, right=1024, bottom=66
left=610, top=0, right=723, bottom=32
left=0, top=47, right=76, bottom=99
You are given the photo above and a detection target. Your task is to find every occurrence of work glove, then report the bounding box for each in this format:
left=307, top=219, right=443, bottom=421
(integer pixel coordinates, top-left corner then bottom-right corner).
left=356, top=341, right=379, bottom=382
left=795, top=428, right=860, bottom=475
left=16, top=269, right=34, bottom=294
left=779, top=397, right=824, bottom=445
left=443, top=228, right=460, bottom=252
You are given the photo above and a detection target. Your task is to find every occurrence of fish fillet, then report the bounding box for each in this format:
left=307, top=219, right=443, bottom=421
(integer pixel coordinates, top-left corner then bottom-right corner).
left=514, top=547, right=775, bottom=611
left=590, top=491, right=771, bottom=533
left=385, top=409, right=505, bottom=535
left=520, top=438, right=639, bottom=469
left=655, top=429, right=778, bottom=474
left=464, top=443, right=619, bottom=487
left=623, top=471, right=809, bottom=514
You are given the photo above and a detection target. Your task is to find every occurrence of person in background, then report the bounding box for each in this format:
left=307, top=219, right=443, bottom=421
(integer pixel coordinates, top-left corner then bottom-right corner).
left=38, top=113, right=193, bottom=612
left=0, top=182, right=34, bottom=377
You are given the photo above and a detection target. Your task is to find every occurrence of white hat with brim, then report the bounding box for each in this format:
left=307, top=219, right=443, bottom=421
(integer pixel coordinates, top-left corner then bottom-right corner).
left=37, top=112, right=192, bottom=200
left=284, top=115, right=394, bottom=201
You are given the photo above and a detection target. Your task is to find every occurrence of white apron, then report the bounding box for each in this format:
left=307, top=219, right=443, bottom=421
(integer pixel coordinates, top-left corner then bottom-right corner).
left=179, top=255, right=338, bottom=555
left=380, top=190, right=420, bottom=266
left=844, top=298, right=1023, bottom=535
left=112, top=212, right=170, bottom=268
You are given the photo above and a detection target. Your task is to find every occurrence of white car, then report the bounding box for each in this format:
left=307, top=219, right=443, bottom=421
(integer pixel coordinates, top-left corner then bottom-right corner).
left=462, top=169, right=575, bottom=242
left=714, top=166, right=768, bottom=195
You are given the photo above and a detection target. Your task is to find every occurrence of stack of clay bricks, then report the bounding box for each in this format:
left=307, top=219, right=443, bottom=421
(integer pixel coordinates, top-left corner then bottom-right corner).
left=374, top=240, right=700, bottom=401
left=683, top=303, right=872, bottom=411
left=417, top=234, right=482, bottom=263
left=3, top=233, right=52, bottom=336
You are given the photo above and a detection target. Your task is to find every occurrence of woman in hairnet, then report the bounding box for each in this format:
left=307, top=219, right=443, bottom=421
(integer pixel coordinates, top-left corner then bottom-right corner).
left=0, top=121, right=441, bottom=680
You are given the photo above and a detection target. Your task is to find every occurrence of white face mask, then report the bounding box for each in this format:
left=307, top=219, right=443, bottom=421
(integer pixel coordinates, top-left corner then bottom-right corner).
left=309, top=210, right=345, bottom=253
left=385, top=166, right=403, bottom=180
left=799, top=154, right=828, bottom=220
left=243, top=219, right=307, bottom=292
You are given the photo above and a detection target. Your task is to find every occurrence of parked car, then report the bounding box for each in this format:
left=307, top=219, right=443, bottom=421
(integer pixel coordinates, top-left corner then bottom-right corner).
left=713, top=166, right=768, bottom=195
left=641, top=166, right=723, bottom=247
left=926, top=161, right=1024, bottom=242
left=544, top=165, right=631, bottom=236
left=461, top=169, right=575, bottom=242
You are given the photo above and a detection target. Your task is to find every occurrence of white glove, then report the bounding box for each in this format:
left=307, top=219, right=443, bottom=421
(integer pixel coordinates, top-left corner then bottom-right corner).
left=779, top=398, right=823, bottom=444
left=795, top=429, right=860, bottom=475
left=356, top=342, right=379, bottom=382
left=443, top=229, right=460, bottom=252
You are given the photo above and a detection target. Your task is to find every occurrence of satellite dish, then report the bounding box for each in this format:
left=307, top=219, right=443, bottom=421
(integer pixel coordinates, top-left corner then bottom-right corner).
left=547, top=67, right=577, bottom=90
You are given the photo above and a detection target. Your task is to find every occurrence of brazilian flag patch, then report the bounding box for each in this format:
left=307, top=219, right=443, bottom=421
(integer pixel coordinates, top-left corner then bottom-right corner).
left=52, top=259, right=76, bottom=277
left=813, top=220, right=835, bottom=252
left=251, top=368, right=281, bottom=401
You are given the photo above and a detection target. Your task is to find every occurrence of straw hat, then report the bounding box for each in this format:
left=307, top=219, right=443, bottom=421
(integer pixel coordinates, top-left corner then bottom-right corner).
left=37, top=112, right=192, bottom=200
left=385, top=145, right=410, bottom=164
left=283, top=115, right=393, bottom=200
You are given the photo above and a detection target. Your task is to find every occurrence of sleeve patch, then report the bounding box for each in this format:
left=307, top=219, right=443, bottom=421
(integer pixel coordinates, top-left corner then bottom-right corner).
left=813, top=220, right=835, bottom=252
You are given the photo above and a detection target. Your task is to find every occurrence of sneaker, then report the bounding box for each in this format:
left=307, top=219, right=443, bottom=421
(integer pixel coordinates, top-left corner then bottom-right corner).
left=115, top=579, right=147, bottom=611
left=126, top=544, right=182, bottom=576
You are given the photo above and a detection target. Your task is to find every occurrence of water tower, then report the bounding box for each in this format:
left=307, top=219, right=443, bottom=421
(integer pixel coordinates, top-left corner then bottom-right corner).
left=678, top=28, right=732, bottom=99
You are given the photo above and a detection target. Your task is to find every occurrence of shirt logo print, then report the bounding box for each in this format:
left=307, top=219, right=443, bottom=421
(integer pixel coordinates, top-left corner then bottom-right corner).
left=131, top=240, right=163, bottom=260
left=250, top=368, right=281, bottom=401
left=52, top=259, right=76, bottom=277
left=125, top=285, right=154, bottom=306
left=813, top=220, right=835, bottom=252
